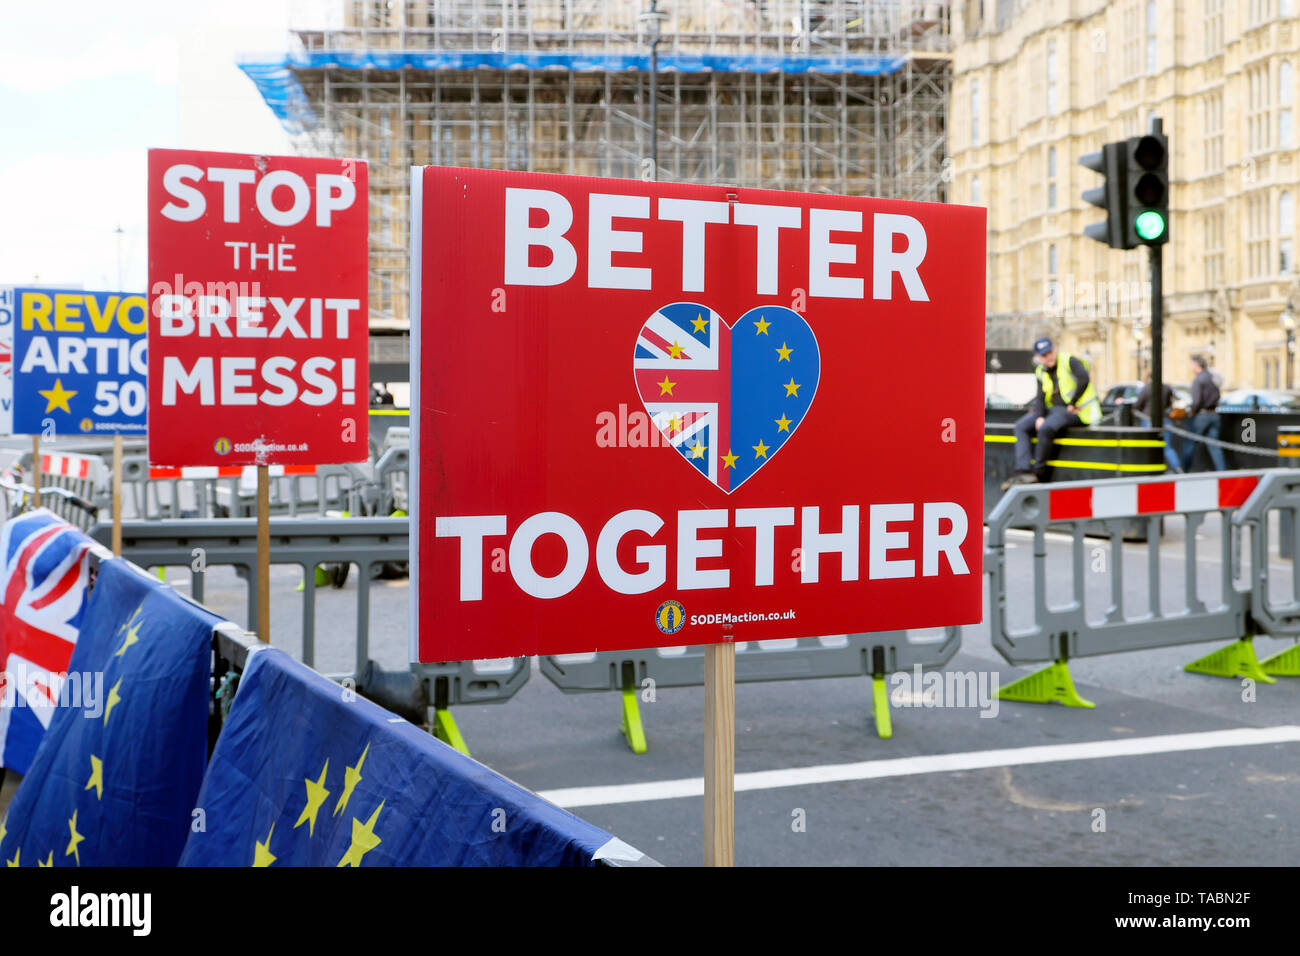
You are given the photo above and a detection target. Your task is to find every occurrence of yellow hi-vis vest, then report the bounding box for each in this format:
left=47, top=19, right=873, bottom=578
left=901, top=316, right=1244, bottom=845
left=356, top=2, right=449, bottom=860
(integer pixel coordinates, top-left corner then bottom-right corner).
left=1035, top=352, right=1100, bottom=425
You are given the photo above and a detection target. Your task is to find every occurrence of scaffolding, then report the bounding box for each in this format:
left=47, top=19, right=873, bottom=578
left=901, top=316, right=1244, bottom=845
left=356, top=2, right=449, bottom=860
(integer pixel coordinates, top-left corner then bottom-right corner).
left=243, top=1, right=953, bottom=328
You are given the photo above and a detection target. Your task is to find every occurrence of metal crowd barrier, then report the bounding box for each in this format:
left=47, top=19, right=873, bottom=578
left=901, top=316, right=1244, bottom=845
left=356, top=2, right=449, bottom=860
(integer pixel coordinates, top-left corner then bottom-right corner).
left=984, top=469, right=1300, bottom=707
left=1235, top=469, right=1300, bottom=677
left=3, top=451, right=103, bottom=530
left=542, top=627, right=961, bottom=751
left=86, top=515, right=525, bottom=755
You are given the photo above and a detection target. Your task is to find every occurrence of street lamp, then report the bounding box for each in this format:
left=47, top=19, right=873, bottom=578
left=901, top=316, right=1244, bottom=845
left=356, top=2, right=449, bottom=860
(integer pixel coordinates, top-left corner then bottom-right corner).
left=1282, top=305, right=1296, bottom=390
left=639, top=1, right=668, bottom=181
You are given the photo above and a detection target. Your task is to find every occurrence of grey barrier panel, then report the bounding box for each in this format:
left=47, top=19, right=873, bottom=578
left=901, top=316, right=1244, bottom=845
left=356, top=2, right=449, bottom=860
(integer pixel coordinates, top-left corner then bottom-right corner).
left=984, top=472, right=1268, bottom=666
left=85, top=515, right=529, bottom=705
left=541, top=628, right=961, bottom=693
left=1234, top=470, right=1300, bottom=636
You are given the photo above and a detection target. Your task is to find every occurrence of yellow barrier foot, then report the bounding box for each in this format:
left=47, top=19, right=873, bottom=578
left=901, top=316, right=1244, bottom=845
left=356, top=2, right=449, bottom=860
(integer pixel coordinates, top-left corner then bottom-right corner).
left=432, top=707, right=471, bottom=756
left=998, top=660, right=1095, bottom=708
left=871, top=674, right=893, bottom=738
left=620, top=689, right=648, bottom=754
left=295, top=566, right=331, bottom=592
left=1185, top=639, right=1277, bottom=684
left=155, top=567, right=165, bottom=582
left=1261, top=642, right=1300, bottom=677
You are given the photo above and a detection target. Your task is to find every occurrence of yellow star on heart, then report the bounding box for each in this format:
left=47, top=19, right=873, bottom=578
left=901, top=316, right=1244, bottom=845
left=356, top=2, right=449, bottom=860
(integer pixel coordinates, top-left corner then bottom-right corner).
left=753, top=439, right=770, bottom=459
left=666, top=413, right=684, bottom=434
left=754, top=316, right=771, bottom=335
left=66, top=810, right=85, bottom=866
left=656, top=375, right=676, bottom=396
left=783, top=378, right=801, bottom=397
left=691, top=313, right=709, bottom=333
left=775, top=342, right=793, bottom=362
left=721, top=449, right=738, bottom=470
left=333, top=743, right=370, bottom=818
left=337, top=802, right=384, bottom=867
left=85, top=754, right=104, bottom=800
left=294, top=760, right=332, bottom=837
left=252, top=823, right=277, bottom=867
left=667, top=340, right=686, bottom=359
left=39, top=378, right=77, bottom=414
left=689, top=441, right=707, bottom=459
left=775, top=414, right=793, bottom=433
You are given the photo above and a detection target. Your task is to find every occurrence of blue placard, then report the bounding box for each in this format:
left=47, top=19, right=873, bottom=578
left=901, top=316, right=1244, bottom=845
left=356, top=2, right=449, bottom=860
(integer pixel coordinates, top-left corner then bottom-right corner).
left=12, top=288, right=147, bottom=436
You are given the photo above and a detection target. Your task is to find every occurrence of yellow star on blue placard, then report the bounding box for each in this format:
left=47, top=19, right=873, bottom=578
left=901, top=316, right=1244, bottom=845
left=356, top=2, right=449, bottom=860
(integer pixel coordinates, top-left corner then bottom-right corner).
left=38, top=378, right=77, bottom=414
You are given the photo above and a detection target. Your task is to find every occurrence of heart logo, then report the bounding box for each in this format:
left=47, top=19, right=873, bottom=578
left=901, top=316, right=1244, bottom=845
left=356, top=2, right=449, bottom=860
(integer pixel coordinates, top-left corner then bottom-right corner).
left=633, top=302, right=820, bottom=494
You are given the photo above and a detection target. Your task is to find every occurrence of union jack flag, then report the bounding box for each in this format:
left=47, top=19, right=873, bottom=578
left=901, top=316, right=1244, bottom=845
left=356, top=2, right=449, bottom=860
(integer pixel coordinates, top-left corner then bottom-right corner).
left=0, top=510, right=96, bottom=774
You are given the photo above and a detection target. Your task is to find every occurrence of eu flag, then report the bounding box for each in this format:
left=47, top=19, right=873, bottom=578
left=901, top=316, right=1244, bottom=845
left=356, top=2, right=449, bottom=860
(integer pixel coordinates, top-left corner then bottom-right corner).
left=0, top=558, right=220, bottom=866
left=180, top=647, right=623, bottom=866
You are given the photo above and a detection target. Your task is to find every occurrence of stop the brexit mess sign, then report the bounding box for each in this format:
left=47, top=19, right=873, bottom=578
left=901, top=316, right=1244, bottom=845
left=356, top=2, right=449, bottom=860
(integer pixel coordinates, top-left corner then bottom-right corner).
left=147, top=149, right=369, bottom=466
left=411, top=168, right=985, bottom=663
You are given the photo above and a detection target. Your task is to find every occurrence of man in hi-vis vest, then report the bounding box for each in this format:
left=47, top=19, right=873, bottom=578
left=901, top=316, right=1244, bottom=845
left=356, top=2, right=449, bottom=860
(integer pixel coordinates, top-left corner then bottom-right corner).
left=1006, top=337, right=1100, bottom=486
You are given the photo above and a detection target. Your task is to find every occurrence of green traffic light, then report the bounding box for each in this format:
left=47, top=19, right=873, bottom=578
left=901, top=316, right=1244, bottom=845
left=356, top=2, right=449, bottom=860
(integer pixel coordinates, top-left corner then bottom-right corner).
left=1135, top=210, right=1166, bottom=241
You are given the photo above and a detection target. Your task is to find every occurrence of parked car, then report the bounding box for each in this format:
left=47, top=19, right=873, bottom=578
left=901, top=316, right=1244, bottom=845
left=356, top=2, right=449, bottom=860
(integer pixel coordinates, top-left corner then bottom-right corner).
left=1101, top=381, right=1192, bottom=416
left=1216, top=388, right=1300, bottom=412
left=985, top=393, right=1027, bottom=410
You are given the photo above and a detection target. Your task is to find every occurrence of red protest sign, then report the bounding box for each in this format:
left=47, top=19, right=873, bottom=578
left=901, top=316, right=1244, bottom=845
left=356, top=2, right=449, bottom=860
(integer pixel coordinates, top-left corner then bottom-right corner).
left=147, top=149, right=369, bottom=466
left=411, top=168, right=985, bottom=663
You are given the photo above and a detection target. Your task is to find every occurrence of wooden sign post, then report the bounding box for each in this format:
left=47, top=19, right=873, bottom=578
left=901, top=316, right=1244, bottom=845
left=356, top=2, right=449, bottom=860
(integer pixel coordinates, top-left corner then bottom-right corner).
left=31, top=435, right=40, bottom=509
left=704, top=640, right=736, bottom=867
left=257, top=465, right=270, bottom=643
left=111, top=434, right=123, bottom=556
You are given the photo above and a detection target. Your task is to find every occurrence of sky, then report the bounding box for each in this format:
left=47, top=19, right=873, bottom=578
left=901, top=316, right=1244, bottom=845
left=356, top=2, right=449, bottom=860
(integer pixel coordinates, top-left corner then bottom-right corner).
left=0, top=0, right=299, bottom=292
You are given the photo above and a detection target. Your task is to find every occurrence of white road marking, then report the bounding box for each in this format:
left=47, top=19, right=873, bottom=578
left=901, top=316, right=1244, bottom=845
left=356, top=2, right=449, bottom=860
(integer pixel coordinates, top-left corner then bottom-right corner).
left=539, top=726, right=1300, bottom=809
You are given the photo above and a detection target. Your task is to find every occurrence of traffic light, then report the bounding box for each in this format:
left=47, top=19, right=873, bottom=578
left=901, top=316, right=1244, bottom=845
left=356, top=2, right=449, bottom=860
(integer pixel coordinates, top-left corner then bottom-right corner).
left=1125, top=131, right=1169, bottom=246
left=1080, top=132, right=1170, bottom=249
left=1080, top=142, right=1126, bottom=249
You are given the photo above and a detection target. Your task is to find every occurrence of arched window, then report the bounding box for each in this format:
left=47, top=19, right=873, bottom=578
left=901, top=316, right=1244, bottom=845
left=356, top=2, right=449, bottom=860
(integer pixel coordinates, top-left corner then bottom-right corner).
left=1281, top=191, right=1295, bottom=274
left=1281, top=62, right=1294, bottom=148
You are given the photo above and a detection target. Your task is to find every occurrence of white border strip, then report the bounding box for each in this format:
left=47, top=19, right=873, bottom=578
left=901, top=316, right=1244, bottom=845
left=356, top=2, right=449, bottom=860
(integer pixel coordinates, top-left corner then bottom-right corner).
left=408, top=165, right=422, bottom=664
left=538, top=726, right=1300, bottom=809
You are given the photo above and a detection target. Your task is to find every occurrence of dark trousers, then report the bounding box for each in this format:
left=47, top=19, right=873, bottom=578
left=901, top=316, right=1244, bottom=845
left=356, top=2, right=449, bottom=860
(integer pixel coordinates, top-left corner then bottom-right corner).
left=1014, top=407, right=1082, bottom=479
left=1181, top=412, right=1227, bottom=471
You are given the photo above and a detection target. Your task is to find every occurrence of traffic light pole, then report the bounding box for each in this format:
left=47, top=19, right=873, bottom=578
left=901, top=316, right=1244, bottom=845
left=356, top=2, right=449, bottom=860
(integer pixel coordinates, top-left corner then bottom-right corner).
left=1150, top=242, right=1164, bottom=425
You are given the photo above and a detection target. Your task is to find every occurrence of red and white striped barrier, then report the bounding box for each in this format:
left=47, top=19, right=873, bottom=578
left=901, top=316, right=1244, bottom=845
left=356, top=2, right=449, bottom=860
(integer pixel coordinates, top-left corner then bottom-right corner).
left=148, top=465, right=318, bottom=480
left=41, top=454, right=93, bottom=479
left=1048, top=473, right=1262, bottom=521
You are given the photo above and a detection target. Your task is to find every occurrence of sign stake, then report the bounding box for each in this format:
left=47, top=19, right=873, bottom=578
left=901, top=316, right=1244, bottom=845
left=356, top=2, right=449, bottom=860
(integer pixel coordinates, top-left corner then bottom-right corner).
left=31, top=435, right=40, bottom=509
left=704, top=639, right=736, bottom=867
left=256, top=464, right=270, bottom=642
left=111, top=434, right=123, bottom=556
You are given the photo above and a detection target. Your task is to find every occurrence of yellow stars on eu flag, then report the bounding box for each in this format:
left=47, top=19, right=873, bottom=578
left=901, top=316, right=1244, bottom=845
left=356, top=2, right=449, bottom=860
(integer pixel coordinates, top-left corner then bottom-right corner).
left=114, top=618, right=142, bottom=658
left=0, top=817, right=6, bottom=846
left=753, top=316, right=771, bottom=335
left=294, top=760, right=332, bottom=837
left=5, top=847, right=18, bottom=867
left=66, top=810, right=84, bottom=866
left=721, top=449, right=739, bottom=470
left=667, top=340, right=686, bottom=359
left=38, top=851, right=53, bottom=868
left=783, top=378, right=801, bottom=398
left=85, top=754, right=104, bottom=800
left=336, top=801, right=384, bottom=868
left=38, top=378, right=76, bottom=414
left=775, top=414, right=793, bottom=433
left=692, top=313, right=709, bottom=333
left=656, top=375, right=677, bottom=396
left=102, top=677, right=123, bottom=725
left=775, top=342, right=793, bottom=362
left=689, top=440, right=707, bottom=459
left=252, top=822, right=277, bottom=867
left=752, top=439, right=770, bottom=459
left=333, top=744, right=370, bottom=818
